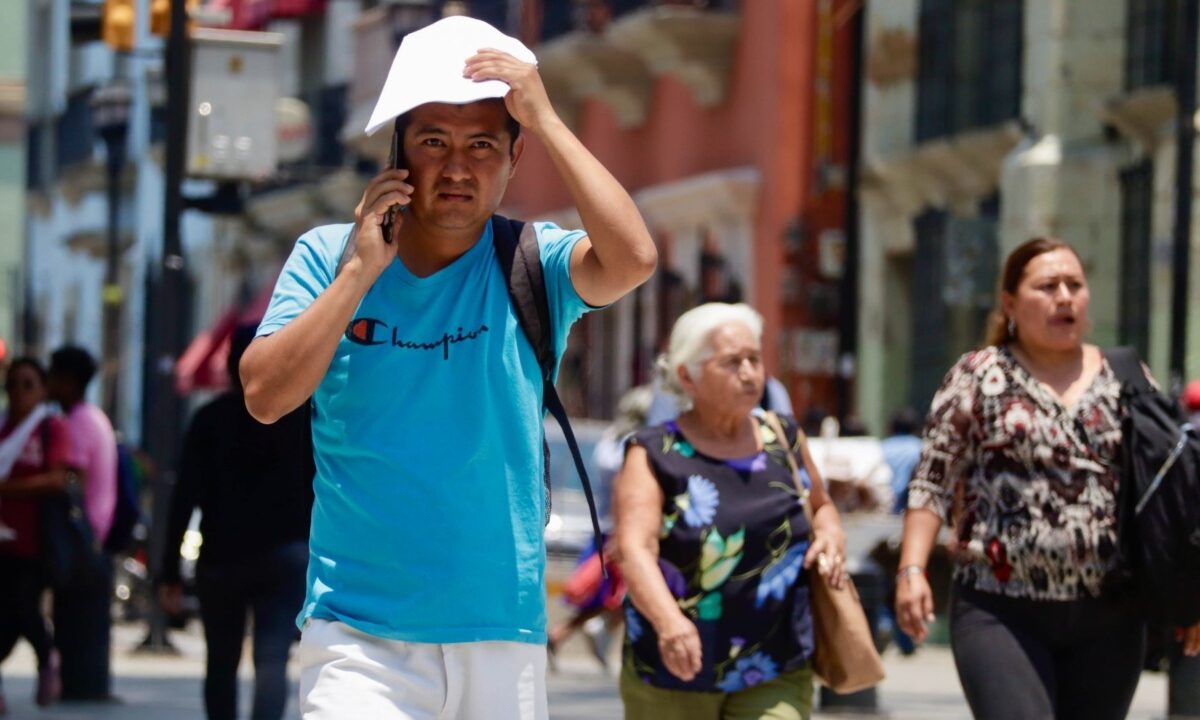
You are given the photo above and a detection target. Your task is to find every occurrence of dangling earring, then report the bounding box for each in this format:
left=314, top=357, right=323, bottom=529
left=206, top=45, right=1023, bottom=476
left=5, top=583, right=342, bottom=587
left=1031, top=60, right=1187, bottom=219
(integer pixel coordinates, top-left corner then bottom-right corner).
left=1007, top=317, right=1016, bottom=337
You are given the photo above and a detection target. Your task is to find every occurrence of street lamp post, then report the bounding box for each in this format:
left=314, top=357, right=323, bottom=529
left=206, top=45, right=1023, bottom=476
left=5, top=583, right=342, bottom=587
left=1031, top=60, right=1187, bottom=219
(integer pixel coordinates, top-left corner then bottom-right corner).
left=91, top=81, right=133, bottom=422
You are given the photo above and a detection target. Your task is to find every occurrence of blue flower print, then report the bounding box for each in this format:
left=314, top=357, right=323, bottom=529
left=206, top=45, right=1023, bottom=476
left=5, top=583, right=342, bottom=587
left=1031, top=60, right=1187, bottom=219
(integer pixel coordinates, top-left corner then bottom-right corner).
left=717, top=652, right=780, bottom=692
left=676, top=475, right=720, bottom=528
left=755, top=542, right=809, bottom=608
left=625, top=605, right=644, bottom=643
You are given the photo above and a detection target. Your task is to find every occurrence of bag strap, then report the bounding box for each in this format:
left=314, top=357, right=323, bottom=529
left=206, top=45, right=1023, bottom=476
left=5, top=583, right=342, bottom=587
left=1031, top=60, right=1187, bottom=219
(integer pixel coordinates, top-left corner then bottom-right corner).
left=1103, top=346, right=1153, bottom=394
left=493, top=216, right=553, bottom=378
left=492, top=215, right=605, bottom=574
left=763, top=411, right=817, bottom=533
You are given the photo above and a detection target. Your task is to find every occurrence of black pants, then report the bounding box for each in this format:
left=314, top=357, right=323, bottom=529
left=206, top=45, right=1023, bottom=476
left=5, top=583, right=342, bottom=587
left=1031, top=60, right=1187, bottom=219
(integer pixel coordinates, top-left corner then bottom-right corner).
left=53, top=554, right=114, bottom=700
left=1170, top=638, right=1200, bottom=719
left=949, top=584, right=1144, bottom=720
left=0, top=555, right=53, bottom=689
left=195, top=541, right=307, bottom=720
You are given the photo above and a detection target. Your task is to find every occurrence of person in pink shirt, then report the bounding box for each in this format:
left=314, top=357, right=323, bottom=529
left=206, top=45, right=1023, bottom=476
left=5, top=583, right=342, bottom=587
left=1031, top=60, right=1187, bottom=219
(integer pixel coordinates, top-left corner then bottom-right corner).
left=46, top=347, right=116, bottom=702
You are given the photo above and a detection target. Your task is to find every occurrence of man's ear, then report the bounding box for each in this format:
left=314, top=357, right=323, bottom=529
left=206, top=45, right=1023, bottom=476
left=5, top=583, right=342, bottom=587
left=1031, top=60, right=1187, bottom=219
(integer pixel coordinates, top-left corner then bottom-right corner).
left=508, top=134, right=525, bottom=178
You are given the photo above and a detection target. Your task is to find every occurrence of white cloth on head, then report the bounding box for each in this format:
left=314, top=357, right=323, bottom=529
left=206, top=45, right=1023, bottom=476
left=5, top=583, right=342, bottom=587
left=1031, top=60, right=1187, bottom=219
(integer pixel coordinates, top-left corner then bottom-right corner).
left=0, top=403, right=50, bottom=480
left=365, top=15, right=538, bottom=136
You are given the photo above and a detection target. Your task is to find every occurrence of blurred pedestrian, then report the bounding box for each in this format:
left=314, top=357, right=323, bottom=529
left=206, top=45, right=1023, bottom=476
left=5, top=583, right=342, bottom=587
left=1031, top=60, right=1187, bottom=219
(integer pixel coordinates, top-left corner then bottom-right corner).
left=46, top=346, right=116, bottom=701
left=159, top=325, right=314, bottom=720
left=614, top=303, right=846, bottom=720
left=894, top=237, right=1194, bottom=719
left=547, top=385, right=651, bottom=670
left=0, top=358, right=66, bottom=712
left=238, top=16, right=655, bottom=720
left=880, top=407, right=922, bottom=515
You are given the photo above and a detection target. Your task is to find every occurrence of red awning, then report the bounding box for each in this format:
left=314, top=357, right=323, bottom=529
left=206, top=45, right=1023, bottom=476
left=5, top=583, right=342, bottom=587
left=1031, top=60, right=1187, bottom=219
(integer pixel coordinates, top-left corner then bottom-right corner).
left=174, top=283, right=274, bottom=394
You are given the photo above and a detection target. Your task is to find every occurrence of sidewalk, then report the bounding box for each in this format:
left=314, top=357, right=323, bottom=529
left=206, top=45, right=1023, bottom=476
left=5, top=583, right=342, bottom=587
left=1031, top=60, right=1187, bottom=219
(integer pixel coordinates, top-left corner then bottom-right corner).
left=0, top=620, right=1174, bottom=719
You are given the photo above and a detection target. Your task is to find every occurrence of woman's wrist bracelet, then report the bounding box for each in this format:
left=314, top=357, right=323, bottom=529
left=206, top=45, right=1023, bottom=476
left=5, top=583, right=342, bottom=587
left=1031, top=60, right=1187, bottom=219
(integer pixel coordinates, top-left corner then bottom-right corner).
left=896, top=564, right=925, bottom=581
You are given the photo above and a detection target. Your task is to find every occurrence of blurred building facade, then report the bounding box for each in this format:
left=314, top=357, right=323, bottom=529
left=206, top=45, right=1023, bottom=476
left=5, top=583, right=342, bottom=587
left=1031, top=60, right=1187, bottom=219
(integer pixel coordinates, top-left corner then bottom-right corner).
left=2, top=0, right=867, bottom=432
left=0, top=3, right=29, bottom=365
left=856, top=0, right=1200, bottom=432
left=504, top=0, right=859, bottom=419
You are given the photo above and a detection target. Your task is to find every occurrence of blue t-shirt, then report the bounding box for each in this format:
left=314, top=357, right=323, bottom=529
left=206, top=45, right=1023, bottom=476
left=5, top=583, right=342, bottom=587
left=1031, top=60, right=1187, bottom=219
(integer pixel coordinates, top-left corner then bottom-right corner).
left=257, top=220, right=593, bottom=644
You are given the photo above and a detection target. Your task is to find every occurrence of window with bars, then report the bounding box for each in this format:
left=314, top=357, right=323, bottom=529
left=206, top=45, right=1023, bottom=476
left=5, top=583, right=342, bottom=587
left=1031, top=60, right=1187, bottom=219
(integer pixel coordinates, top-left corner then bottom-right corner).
left=1120, top=161, right=1154, bottom=357
left=1126, top=0, right=1178, bottom=91
left=916, top=0, right=1022, bottom=143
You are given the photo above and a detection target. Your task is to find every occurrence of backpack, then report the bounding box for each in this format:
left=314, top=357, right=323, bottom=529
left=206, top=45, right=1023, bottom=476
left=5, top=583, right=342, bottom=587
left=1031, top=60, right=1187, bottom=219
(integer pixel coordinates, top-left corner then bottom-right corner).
left=103, top=441, right=143, bottom=555
left=1105, top=347, right=1200, bottom=627
left=491, top=215, right=605, bottom=570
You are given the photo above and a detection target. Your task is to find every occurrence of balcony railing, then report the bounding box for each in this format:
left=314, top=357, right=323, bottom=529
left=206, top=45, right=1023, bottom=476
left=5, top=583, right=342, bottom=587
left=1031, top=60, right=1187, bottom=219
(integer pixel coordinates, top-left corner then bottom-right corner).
left=1126, top=0, right=1178, bottom=91
left=915, top=0, right=1022, bottom=143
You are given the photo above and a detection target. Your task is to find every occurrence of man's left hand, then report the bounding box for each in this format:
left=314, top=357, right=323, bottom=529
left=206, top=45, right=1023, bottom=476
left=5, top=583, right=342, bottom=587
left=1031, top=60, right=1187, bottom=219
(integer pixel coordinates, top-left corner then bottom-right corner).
left=464, top=50, right=558, bottom=132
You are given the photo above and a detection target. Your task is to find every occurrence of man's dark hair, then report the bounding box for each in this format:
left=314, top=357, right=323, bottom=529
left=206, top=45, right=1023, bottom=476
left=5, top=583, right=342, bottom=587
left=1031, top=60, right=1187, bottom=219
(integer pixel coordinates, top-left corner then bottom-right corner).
left=49, top=346, right=98, bottom=389
left=392, top=100, right=521, bottom=160
left=889, top=406, right=923, bottom=436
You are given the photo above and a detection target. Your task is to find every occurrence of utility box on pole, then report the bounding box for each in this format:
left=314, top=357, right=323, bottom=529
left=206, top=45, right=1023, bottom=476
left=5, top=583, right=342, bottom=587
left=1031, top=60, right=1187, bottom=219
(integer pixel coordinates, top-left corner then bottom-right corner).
left=187, top=28, right=284, bottom=180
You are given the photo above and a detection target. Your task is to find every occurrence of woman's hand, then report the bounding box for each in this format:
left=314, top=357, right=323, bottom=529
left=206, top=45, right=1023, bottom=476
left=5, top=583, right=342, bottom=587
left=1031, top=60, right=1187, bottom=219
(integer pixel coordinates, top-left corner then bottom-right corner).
left=895, top=570, right=936, bottom=644
left=1178, top=622, right=1200, bottom=657
left=805, top=522, right=848, bottom=590
left=656, top=614, right=702, bottom=683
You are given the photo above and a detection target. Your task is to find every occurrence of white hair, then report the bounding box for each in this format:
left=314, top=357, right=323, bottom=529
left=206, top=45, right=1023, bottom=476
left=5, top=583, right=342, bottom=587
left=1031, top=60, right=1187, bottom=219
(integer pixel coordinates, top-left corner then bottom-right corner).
left=656, top=302, right=764, bottom=405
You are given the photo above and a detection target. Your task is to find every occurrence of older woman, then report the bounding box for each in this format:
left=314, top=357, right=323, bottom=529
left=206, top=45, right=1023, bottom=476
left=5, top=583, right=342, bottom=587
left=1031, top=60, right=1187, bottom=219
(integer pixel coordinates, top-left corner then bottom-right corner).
left=896, top=237, right=1200, bottom=720
left=614, top=303, right=846, bottom=720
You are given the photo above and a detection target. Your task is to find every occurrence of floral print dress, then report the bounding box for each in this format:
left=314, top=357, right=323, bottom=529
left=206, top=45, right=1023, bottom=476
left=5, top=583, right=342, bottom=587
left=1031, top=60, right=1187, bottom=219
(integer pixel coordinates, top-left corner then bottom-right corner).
left=624, top=411, right=815, bottom=693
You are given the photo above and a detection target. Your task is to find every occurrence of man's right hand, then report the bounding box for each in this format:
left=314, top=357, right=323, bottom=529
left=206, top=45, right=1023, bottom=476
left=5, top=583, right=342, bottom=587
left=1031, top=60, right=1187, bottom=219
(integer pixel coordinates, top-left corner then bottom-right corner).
left=348, top=169, right=413, bottom=278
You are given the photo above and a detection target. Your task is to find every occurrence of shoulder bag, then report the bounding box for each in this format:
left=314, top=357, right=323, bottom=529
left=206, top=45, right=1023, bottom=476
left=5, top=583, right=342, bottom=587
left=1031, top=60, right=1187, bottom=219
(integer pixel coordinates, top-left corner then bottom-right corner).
left=763, top=411, right=886, bottom=694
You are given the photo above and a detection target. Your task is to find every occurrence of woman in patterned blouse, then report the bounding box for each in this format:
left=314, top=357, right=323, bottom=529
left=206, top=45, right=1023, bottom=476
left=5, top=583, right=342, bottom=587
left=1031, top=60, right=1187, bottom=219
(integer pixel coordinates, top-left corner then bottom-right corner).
left=894, top=237, right=1179, bottom=719
left=614, top=303, right=847, bottom=720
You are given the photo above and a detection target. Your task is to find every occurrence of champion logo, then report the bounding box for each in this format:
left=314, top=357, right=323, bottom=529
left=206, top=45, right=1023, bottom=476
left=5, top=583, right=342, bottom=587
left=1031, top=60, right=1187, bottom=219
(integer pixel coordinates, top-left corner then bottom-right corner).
left=346, top=318, right=388, bottom=346
left=344, top=317, right=490, bottom=359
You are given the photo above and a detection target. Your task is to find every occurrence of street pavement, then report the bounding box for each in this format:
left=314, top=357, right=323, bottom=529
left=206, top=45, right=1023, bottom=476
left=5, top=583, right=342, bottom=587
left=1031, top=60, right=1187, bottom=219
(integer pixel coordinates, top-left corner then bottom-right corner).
left=1, top=618, right=1175, bottom=719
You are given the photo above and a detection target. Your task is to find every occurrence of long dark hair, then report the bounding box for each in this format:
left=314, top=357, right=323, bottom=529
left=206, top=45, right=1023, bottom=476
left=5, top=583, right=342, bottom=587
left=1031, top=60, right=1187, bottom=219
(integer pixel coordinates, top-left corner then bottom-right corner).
left=984, top=237, right=1081, bottom=347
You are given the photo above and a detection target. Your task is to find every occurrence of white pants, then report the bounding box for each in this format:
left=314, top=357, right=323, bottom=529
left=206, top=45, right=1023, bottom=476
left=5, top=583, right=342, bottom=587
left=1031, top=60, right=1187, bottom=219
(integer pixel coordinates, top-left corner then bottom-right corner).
left=298, top=619, right=548, bottom=720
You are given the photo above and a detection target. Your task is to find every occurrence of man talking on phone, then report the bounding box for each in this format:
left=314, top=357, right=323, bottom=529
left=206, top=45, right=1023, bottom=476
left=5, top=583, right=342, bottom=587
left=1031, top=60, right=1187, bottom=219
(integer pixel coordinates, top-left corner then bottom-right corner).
left=238, top=15, right=656, bottom=720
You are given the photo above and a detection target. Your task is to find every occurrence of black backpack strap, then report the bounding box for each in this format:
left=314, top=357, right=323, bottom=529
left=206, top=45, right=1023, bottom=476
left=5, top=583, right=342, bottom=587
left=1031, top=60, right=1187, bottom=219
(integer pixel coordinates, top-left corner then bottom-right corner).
left=492, top=216, right=606, bottom=575
left=493, top=216, right=553, bottom=375
left=1104, top=346, right=1153, bottom=394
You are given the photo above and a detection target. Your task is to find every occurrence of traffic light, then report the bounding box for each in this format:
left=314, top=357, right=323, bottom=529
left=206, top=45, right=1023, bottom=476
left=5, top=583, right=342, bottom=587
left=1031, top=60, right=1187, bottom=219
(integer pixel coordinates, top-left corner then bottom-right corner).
left=150, top=0, right=198, bottom=38
left=102, top=0, right=135, bottom=52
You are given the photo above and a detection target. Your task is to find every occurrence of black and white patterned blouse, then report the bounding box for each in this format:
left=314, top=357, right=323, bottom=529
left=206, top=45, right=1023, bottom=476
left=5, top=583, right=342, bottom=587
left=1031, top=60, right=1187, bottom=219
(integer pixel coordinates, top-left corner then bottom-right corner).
left=908, top=345, right=1127, bottom=600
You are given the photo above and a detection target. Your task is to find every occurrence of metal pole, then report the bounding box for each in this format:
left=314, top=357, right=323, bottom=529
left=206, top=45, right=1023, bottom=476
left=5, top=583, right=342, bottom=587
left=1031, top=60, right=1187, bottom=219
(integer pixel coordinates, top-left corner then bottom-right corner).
left=138, top=0, right=190, bottom=654
left=101, top=120, right=126, bottom=421
left=1170, top=0, right=1199, bottom=395
left=92, top=81, right=132, bottom=422
left=836, top=2, right=864, bottom=424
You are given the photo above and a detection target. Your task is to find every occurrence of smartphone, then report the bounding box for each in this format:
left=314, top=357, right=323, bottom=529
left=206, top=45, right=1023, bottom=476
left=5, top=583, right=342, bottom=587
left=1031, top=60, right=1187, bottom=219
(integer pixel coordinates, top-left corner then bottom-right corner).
left=381, top=121, right=406, bottom=244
